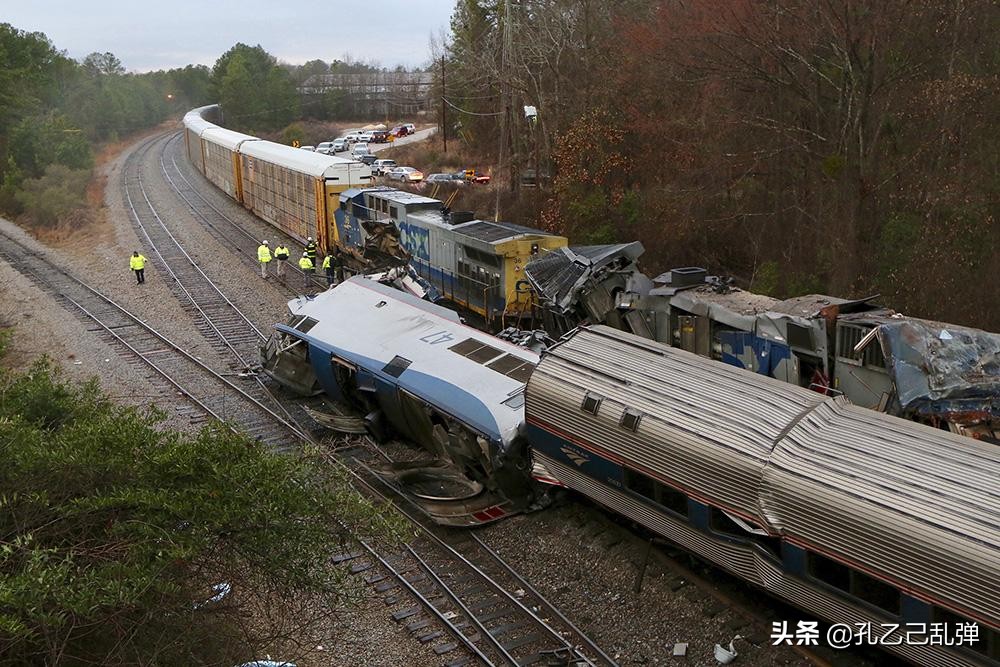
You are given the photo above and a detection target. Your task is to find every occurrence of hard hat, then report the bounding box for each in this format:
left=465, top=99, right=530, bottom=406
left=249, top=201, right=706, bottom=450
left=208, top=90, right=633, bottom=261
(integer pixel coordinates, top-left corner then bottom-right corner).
left=307, top=236, right=313, bottom=241
left=262, top=240, right=269, bottom=244
left=303, top=251, right=308, bottom=255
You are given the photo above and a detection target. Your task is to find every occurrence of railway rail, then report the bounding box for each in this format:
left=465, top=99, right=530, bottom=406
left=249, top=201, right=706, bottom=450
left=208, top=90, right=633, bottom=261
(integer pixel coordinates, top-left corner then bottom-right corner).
left=339, top=455, right=618, bottom=667
left=0, top=229, right=305, bottom=450
left=159, top=132, right=327, bottom=293
left=124, top=134, right=267, bottom=364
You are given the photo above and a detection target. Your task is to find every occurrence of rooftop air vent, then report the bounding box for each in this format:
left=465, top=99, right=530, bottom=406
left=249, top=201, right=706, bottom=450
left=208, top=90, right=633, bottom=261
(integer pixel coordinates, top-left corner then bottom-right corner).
left=670, top=267, right=707, bottom=287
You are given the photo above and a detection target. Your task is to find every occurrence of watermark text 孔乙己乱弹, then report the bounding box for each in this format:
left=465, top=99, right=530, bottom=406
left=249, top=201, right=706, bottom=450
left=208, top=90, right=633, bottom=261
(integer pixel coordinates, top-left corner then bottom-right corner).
left=770, top=620, right=981, bottom=649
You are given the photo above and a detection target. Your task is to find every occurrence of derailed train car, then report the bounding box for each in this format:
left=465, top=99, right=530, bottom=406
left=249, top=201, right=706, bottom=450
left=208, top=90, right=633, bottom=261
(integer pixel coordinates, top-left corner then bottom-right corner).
left=527, top=325, right=1000, bottom=667
left=260, top=277, right=540, bottom=524
left=525, top=250, right=1000, bottom=441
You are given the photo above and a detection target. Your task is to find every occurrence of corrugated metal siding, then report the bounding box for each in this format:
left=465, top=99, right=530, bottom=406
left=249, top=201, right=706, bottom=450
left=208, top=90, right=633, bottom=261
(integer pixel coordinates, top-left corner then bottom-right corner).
left=537, top=451, right=982, bottom=667
left=527, top=325, right=826, bottom=520
left=528, top=325, right=1000, bottom=635
left=765, top=399, right=1000, bottom=627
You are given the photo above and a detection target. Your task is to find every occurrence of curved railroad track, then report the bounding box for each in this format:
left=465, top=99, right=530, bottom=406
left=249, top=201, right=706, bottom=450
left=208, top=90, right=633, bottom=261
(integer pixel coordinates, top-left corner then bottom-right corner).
left=158, top=131, right=327, bottom=293
left=0, top=229, right=306, bottom=449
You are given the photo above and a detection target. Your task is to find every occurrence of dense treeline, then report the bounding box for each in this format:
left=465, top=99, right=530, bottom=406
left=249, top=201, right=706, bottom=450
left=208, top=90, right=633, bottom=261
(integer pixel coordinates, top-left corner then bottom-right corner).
left=0, top=23, right=211, bottom=226
left=443, top=0, right=1000, bottom=330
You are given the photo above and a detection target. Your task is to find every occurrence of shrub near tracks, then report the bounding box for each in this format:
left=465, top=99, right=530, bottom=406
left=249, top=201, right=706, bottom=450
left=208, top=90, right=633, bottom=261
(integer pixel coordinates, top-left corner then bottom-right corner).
left=0, top=356, right=402, bottom=665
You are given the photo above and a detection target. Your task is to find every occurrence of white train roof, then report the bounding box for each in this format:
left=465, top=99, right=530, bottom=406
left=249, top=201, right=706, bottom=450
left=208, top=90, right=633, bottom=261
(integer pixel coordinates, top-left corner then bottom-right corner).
left=183, top=107, right=215, bottom=135
left=281, top=277, right=537, bottom=442
left=241, top=140, right=369, bottom=179
left=201, top=127, right=259, bottom=151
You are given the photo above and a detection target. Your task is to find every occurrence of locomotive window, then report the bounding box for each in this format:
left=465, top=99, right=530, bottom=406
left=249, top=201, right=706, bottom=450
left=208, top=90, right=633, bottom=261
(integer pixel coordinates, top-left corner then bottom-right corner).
left=786, top=322, right=813, bottom=349
left=382, top=355, right=412, bottom=378
left=836, top=324, right=886, bottom=369
left=619, top=408, right=642, bottom=432
left=850, top=570, right=900, bottom=615
left=450, top=338, right=485, bottom=355
left=290, top=316, right=318, bottom=334
left=581, top=392, right=603, bottom=415
left=933, top=607, right=998, bottom=659
left=807, top=552, right=850, bottom=591
left=502, top=393, right=525, bottom=410
left=449, top=338, right=504, bottom=364
left=466, top=343, right=504, bottom=364
left=389, top=205, right=399, bottom=220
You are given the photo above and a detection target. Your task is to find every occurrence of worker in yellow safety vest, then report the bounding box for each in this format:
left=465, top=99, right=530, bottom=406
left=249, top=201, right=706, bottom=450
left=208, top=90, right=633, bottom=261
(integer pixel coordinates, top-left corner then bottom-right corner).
left=298, top=252, right=314, bottom=289
left=322, top=254, right=335, bottom=287
left=129, top=251, right=148, bottom=284
left=274, top=244, right=290, bottom=277
left=257, top=240, right=272, bottom=278
left=305, top=236, right=318, bottom=268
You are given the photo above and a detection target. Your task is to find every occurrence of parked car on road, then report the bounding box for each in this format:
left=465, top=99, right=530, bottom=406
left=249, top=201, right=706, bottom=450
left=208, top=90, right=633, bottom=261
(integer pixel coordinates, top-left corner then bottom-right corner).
left=387, top=166, right=424, bottom=183
left=403, top=123, right=416, bottom=134
left=372, top=159, right=398, bottom=176
left=352, top=143, right=372, bottom=158
left=315, top=141, right=334, bottom=154
left=370, top=130, right=389, bottom=143
left=344, top=133, right=363, bottom=144
left=299, top=145, right=315, bottom=151
left=332, top=138, right=349, bottom=152
left=359, top=154, right=378, bottom=166
left=426, top=172, right=464, bottom=185
left=456, top=169, right=491, bottom=184
left=390, top=126, right=408, bottom=137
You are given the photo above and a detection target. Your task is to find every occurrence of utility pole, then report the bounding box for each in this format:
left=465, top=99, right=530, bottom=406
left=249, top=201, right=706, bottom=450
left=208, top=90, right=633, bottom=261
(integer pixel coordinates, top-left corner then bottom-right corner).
left=495, top=0, right=514, bottom=221
left=441, top=56, right=447, bottom=154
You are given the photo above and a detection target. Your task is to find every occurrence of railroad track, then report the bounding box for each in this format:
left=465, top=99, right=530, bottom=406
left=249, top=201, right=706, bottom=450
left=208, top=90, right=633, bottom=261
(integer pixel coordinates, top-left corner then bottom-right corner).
left=0, top=229, right=305, bottom=450
left=158, top=132, right=327, bottom=293
left=123, top=134, right=266, bottom=366
left=2, top=133, right=620, bottom=666
left=338, top=456, right=617, bottom=667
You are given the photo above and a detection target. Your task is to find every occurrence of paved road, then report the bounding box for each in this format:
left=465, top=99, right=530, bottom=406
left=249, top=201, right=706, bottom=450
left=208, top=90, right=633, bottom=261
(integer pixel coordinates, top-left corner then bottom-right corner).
left=372, top=127, right=437, bottom=153
left=326, top=127, right=437, bottom=157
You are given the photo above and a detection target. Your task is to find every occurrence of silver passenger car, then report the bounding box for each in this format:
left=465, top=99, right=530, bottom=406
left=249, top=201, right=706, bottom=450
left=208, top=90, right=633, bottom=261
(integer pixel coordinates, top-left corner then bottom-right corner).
left=526, top=325, right=999, bottom=667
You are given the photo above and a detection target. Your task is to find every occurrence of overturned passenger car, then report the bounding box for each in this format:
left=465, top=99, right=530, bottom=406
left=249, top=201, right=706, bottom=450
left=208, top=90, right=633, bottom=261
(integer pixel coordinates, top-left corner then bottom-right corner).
left=260, top=277, right=541, bottom=524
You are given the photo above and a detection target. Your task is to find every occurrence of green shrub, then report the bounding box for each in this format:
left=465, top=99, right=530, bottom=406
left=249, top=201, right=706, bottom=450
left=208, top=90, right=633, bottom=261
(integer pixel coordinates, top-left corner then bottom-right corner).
left=14, top=164, right=90, bottom=227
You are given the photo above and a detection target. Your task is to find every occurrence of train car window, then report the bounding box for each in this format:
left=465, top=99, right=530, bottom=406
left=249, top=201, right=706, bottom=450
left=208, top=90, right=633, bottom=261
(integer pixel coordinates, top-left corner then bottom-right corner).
left=289, top=316, right=319, bottom=334
left=807, top=552, right=851, bottom=591
left=710, top=507, right=744, bottom=536
left=449, top=338, right=504, bottom=364
left=623, top=467, right=655, bottom=501
left=581, top=392, right=603, bottom=415
left=850, top=570, right=900, bottom=615
left=933, top=607, right=999, bottom=659
left=466, top=343, right=504, bottom=364
left=382, top=355, right=412, bottom=378
left=450, top=338, right=484, bottom=355
left=654, top=484, right=689, bottom=517
left=502, top=393, right=525, bottom=409
left=836, top=324, right=887, bottom=369
left=619, top=408, right=642, bottom=432
left=786, top=322, right=813, bottom=349
left=506, top=363, right=534, bottom=383
left=390, top=205, right=399, bottom=220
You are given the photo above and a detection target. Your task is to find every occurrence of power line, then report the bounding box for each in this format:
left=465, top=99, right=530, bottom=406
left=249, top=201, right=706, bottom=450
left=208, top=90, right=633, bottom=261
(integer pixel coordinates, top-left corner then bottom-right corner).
left=441, top=97, right=503, bottom=116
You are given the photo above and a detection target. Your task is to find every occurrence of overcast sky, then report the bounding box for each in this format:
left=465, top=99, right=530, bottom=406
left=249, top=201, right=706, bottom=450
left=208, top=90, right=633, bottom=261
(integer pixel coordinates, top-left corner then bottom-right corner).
left=4, top=0, right=455, bottom=71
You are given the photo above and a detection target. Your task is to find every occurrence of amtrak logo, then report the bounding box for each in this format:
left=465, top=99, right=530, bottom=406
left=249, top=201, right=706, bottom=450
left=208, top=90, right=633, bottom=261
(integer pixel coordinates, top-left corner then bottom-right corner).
left=561, top=445, right=589, bottom=467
